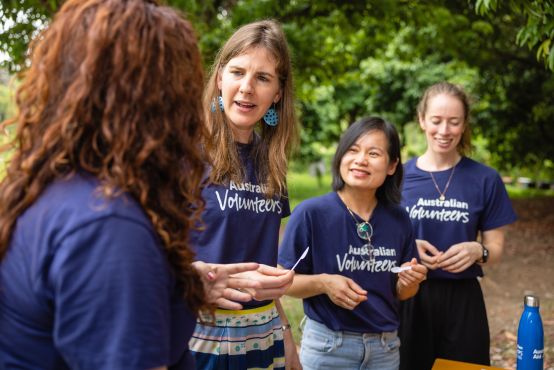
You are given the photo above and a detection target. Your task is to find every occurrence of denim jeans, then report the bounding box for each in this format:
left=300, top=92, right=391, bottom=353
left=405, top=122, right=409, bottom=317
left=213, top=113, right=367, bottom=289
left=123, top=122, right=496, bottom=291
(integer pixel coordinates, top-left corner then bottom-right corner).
left=300, top=317, right=400, bottom=370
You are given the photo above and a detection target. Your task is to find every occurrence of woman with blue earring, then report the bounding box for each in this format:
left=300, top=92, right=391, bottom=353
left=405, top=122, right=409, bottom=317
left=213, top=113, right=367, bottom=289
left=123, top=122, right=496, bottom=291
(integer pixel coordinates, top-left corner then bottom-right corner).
left=189, top=20, right=301, bottom=370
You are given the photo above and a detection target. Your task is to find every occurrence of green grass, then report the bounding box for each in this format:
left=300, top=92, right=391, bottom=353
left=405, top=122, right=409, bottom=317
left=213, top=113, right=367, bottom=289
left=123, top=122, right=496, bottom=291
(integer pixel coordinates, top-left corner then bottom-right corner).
left=281, top=296, right=305, bottom=344
left=287, top=171, right=332, bottom=209
left=506, top=184, right=554, bottom=198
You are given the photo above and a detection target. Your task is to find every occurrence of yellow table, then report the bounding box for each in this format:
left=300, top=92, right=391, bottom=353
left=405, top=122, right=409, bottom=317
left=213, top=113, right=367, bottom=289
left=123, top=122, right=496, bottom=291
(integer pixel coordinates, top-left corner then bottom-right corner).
left=432, top=358, right=507, bottom=370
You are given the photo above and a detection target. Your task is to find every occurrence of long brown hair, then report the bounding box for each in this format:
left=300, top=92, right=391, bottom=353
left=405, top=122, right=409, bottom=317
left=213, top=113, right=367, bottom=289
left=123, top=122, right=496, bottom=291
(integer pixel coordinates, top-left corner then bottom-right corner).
left=203, top=20, right=298, bottom=197
left=417, top=81, right=472, bottom=155
left=0, top=0, right=208, bottom=312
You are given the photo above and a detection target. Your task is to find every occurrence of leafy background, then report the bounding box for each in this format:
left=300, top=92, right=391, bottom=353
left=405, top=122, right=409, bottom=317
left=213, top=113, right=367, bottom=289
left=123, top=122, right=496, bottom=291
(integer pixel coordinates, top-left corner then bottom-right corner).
left=1, top=0, right=554, bottom=180
left=1, top=2, right=553, bottom=369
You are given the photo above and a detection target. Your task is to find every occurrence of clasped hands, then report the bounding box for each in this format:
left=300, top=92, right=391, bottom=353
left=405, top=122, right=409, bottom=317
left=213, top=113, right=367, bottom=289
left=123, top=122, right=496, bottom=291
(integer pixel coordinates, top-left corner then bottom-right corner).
left=193, top=261, right=294, bottom=310
left=416, top=239, right=482, bottom=273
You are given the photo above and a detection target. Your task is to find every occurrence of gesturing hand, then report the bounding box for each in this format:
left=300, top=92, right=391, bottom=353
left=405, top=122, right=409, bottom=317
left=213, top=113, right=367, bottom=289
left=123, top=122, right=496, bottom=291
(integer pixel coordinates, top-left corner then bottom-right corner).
left=193, top=261, right=261, bottom=310
left=232, top=264, right=295, bottom=301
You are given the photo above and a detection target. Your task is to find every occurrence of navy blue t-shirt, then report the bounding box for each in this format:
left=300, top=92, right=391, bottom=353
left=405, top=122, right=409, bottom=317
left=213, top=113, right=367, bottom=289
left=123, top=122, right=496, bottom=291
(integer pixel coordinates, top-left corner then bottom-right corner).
left=401, top=157, right=517, bottom=280
left=0, top=174, right=196, bottom=369
left=192, top=143, right=290, bottom=308
left=278, top=192, right=417, bottom=333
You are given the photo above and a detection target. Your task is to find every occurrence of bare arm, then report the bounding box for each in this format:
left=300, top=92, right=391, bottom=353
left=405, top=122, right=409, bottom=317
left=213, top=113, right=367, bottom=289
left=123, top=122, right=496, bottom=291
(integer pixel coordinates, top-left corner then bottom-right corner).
left=275, top=299, right=302, bottom=370
left=280, top=266, right=368, bottom=311
left=192, top=261, right=261, bottom=310
left=480, top=226, right=506, bottom=265
left=438, top=226, right=507, bottom=273
left=233, top=264, right=295, bottom=301
left=282, top=271, right=327, bottom=299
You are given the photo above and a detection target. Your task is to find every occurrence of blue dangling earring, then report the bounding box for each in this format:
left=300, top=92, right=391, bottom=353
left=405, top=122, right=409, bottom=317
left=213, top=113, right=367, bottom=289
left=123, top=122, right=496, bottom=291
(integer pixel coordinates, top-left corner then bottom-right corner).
left=263, top=104, right=279, bottom=126
left=210, top=96, right=224, bottom=112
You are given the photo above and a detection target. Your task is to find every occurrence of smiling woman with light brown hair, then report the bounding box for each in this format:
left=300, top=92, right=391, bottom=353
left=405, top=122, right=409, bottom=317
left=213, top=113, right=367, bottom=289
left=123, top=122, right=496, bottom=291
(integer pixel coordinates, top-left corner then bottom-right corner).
left=399, top=82, right=517, bottom=370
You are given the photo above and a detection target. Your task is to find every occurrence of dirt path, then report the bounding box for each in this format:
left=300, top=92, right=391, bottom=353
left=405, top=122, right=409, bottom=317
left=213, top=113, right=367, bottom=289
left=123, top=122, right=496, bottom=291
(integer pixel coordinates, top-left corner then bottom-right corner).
left=481, top=197, right=554, bottom=369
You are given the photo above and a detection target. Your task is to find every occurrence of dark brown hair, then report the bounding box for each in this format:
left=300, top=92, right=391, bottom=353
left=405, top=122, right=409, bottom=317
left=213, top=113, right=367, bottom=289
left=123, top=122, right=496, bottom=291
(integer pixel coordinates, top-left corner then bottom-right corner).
left=203, top=20, right=298, bottom=197
left=417, top=81, right=472, bottom=155
left=332, top=117, right=403, bottom=206
left=0, top=0, right=208, bottom=312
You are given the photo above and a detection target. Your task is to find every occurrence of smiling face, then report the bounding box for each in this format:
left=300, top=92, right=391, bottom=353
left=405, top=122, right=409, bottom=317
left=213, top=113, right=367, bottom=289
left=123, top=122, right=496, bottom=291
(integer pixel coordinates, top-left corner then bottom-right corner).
left=339, top=130, right=398, bottom=193
left=217, top=47, right=281, bottom=143
left=419, top=93, right=466, bottom=155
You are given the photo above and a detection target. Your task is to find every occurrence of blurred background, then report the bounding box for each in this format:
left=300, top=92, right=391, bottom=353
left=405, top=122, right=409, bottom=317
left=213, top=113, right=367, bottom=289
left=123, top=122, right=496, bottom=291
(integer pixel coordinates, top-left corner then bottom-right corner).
left=1, top=1, right=553, bottom=368
left=2, top=0, right=554, bottom=184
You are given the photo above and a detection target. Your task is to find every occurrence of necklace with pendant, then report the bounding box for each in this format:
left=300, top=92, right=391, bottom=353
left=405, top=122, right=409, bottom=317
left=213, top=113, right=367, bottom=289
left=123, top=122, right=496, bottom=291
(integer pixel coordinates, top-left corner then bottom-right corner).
left=344, top=204, right=375, bottom=262
left=429, top=165, right=456, bottom=202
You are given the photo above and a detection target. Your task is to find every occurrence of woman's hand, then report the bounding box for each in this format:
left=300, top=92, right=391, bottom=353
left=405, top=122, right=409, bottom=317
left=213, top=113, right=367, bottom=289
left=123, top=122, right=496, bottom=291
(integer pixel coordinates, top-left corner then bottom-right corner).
left=232, top=264, right=295, bottom=301
left=192, top=261, right=261, bottom=310
left=396, top=258, right=427, bottom=300
left=321, top=274, right=367, bottom=310
left=437, top=241, right=482, bottom=273
left=397, top=258, right=427, bottom=289
left=438, top=228, right=507, bottom=273
left=416, top=239, right=442, bottom=270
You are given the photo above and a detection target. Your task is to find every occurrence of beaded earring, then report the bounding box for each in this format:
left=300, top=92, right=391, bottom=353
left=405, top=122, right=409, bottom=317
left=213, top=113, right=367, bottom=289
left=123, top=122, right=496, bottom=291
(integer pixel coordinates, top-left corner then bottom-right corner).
left=263, top=104, right=278, bottom=126
left=210, top=96, right=224, bottom=112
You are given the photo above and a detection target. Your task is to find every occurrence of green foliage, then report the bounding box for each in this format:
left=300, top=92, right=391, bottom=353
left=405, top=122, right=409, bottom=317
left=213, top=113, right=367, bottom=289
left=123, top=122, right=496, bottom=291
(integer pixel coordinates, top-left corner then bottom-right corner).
left=475, top=0, right=554, bottom=70
left=287, top=171, right=331, bottom=210
left=1, top=0, right=553, bottom=179
left=0, top=1, right=61, bottom=72
left=506, top=184, right=554, bottom=199
left=281, top=295, right=304, bottom=343
left=0, top=80, right=15, bottom=123
left=0, top=82, right=15, bottom=177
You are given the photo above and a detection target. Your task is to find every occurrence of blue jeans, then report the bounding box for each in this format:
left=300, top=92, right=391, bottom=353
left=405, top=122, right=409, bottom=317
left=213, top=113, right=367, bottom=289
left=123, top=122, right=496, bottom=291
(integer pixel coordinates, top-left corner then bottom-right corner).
left=300, top=317, right=400, bottom=370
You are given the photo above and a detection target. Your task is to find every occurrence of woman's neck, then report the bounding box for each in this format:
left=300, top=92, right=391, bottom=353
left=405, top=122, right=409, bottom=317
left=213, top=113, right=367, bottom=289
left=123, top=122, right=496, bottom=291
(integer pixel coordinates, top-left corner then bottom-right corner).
left=231, top=126, right=255, bottom=144
left=337, top=188, right=377, bottom=221
left=418, top=150, right=461, bottom=171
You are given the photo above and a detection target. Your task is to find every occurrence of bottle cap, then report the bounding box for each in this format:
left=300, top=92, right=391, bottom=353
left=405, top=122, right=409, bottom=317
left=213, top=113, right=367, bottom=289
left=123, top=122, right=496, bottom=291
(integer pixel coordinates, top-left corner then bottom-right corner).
left=524, top=295, right=540, bottom=307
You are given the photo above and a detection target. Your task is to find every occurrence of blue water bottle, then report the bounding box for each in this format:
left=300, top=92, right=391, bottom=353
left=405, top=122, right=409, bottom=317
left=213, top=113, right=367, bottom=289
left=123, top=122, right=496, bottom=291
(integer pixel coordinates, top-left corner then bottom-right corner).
left=517, top=295, right=544, bottom=370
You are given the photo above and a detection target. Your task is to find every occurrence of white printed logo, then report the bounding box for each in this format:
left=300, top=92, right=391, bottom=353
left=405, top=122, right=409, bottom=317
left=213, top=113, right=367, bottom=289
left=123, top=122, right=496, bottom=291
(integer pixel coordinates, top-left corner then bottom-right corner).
left=406, top=197, right=470, bottom=223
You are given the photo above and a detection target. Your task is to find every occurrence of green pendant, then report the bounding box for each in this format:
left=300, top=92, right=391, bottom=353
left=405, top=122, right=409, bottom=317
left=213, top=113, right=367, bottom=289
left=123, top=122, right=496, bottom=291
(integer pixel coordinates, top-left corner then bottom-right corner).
left=358, top=223, right=370, bottom=233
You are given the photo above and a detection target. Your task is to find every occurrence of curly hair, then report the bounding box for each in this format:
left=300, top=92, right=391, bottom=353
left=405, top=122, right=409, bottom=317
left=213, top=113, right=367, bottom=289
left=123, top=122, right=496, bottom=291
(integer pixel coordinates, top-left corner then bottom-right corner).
left=203, top=20, right=298, bottom=198
left=0, top=0, right=208, bottom=312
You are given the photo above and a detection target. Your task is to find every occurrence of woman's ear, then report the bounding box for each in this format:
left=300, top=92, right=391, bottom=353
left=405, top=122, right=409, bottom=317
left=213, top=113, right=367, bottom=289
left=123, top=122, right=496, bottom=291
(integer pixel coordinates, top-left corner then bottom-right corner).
left=418, top=114, right=426, bottom=131
left=217, top=70, right=223, bottom=91
left=273, top=88, right=282, bottom=104
left=387, top=158, right=399, bottom=176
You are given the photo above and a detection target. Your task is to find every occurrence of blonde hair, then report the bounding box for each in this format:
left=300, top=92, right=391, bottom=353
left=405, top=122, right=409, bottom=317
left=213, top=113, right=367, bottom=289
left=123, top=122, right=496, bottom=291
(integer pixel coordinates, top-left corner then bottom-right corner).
left=203, top=20, right=298, bottom=197
left=417, top=81, right=472, bottom=155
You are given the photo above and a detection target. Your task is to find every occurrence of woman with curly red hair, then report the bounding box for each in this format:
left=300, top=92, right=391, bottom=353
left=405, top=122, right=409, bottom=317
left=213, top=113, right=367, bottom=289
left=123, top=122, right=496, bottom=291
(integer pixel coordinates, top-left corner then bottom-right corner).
left=0, top=0, right=258, bottom=368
